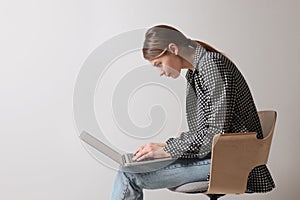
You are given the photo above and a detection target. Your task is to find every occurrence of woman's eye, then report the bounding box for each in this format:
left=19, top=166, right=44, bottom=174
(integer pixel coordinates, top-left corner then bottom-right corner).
left=153, top=63, right=162, bottom=68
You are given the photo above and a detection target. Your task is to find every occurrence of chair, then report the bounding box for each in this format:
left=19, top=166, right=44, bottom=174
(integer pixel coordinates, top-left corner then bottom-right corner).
left=168, top=110, right=277, bottom=199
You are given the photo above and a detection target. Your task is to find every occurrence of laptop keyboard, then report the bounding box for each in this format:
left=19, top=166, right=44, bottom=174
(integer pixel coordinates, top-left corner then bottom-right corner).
left=124, top=153, right=134, bottom=163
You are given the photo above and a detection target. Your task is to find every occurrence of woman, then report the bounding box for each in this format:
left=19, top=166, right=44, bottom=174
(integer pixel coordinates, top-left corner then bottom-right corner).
left=110, top=25, right=275, bottom=200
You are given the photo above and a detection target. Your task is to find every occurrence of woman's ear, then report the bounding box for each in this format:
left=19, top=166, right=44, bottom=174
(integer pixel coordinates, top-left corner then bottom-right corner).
left=168, top=43, right=179, bottom=55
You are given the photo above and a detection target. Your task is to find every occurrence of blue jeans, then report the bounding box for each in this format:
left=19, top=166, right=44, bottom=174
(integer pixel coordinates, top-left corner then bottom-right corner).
left=110, top=158, right=211, bottom=200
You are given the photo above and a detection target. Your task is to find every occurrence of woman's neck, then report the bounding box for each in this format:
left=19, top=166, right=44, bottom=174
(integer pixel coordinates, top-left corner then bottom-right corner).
left=180, top=47, right=195, bottom=70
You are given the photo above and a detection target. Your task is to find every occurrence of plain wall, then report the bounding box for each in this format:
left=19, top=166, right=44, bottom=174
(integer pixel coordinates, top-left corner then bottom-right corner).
left=0, top=0, right=299, bottom=199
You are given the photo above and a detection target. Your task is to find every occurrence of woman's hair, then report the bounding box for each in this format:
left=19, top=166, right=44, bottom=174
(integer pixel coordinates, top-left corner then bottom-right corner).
left=142, top=24, right=221, bottom=60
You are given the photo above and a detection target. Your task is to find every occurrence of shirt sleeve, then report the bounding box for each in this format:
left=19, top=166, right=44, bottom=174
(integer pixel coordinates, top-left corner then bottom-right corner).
left=163, top=56, right=236, bottom=158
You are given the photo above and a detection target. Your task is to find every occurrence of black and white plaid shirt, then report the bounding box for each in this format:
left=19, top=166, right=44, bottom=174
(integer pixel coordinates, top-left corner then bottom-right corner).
left=163, top=44, right=275, bottom=193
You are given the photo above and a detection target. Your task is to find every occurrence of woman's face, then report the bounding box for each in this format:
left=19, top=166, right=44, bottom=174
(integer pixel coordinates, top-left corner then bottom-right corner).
left=149, top=53, right=183, bottom=79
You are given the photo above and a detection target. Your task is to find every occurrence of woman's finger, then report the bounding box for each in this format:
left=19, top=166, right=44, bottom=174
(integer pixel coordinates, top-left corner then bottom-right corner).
left=134, top=145, right=145, bottom=155
left=136, top=151, right=154, bottom=162
left=133, top=146, right=151, bottom=161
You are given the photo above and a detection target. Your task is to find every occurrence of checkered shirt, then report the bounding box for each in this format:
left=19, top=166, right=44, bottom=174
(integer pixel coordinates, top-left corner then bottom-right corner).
left=163, top=44, right=275, bottom=193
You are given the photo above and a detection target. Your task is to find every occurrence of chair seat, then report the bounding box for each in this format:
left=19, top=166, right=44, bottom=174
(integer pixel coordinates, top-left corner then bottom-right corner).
left=169, top=181, right=209, bottom=193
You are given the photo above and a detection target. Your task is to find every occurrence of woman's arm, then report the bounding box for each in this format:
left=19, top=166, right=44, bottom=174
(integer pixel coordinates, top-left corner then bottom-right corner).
left=163, top=56, right=236, bottom=158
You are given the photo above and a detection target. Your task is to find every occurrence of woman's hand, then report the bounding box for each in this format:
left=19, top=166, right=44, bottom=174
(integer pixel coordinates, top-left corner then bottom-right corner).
left=132, top=143, right=171, bottom=162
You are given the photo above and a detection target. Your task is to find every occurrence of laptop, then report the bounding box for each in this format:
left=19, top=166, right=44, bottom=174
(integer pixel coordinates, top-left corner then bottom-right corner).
left=79, top=131, right=176, bottom=169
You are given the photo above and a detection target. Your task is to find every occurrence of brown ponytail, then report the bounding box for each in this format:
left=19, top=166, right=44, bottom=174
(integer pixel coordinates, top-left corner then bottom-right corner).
left=142, top=25, right=222, bottom=60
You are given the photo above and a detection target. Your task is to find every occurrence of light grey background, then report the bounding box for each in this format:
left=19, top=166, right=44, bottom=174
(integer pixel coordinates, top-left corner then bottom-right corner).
left=0, top=0, right=299, bottom=199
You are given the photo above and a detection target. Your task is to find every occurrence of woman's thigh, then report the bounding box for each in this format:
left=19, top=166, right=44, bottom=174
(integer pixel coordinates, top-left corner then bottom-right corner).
left=122, top=158, right=211, bottom=190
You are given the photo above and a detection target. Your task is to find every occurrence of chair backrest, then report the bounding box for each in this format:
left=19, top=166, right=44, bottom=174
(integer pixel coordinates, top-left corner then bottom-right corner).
left=206, top=110, right=277, bottom=194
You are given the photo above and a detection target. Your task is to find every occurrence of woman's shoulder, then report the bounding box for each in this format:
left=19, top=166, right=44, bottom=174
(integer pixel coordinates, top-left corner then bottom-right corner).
left=203, top=50, right=227, bottom=62
left=201, top=49, right=236, bottom=71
